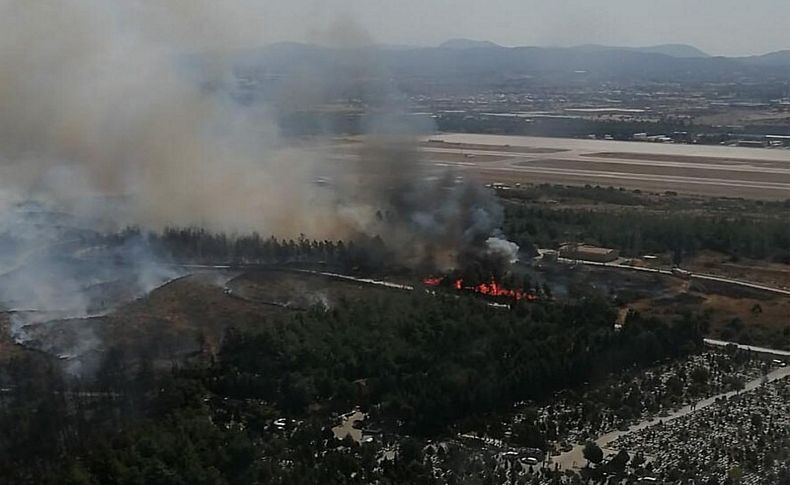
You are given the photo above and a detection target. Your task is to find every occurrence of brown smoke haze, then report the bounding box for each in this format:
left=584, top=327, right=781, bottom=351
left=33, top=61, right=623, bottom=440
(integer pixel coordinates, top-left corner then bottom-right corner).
left=0, top=0, right=346, bottom=236
left=0, top=1, right=517, bottom=270
left=0, top=1, right=520, bottom=374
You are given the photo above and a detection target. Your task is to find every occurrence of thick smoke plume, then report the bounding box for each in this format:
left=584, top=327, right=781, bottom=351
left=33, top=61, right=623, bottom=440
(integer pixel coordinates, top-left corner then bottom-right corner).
left=340, top=132, right=516, bottom=270
left=0, top=1, right=518, bottom=360
left=0, top=1, right=516, bottom=267
left=0, top=2, right=522, bottom=373
left=0, top=0, right=342, bottom=236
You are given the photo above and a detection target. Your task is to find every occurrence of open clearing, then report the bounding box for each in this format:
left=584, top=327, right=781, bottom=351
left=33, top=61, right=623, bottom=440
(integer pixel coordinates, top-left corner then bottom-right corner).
left=407, top=134, right=790, bottom=200
left=0, top=269, right=413, bottom=369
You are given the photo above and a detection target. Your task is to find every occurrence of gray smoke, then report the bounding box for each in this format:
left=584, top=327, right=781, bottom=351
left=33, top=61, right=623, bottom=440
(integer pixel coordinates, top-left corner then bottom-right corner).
left=0, top=203, right=184, bottom=374
left=0, top=0, right=514, bottom=265
left=0, top=0, right=343, bottom=237
left=0, top=1, right=345, bottom=369
left=0, top=2, right=518, bottom=369
left=331, top=110, right=517, bottom=270
left=486, top=237, right=521, bottom=265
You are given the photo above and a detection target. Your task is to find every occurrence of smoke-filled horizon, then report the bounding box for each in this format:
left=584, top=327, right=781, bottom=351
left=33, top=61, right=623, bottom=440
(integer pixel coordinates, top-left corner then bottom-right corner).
left=0, top=0, right=517, bottom=267
left=0, top=1, right=525, bottom=375
left=0, top=1, right=343, bottom=237
left=120, top=0, right=789, bottom=58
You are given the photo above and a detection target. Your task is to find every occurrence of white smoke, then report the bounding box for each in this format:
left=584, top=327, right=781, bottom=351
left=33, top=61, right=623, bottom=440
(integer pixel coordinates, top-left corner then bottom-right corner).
left=486, top=236, right=521, bottom=264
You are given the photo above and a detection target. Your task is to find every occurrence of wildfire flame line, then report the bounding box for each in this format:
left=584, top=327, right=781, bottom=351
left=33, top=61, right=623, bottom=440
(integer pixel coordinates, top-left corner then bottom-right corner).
left=423, top=277, right=538, bottom=302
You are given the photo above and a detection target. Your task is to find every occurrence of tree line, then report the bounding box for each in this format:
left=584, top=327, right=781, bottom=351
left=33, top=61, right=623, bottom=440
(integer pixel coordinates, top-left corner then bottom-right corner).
left=0, top=288, right=708, bottom=483
left=108, top=227, right=394, bottom=273
left=503, top=203, right=790, bottom=264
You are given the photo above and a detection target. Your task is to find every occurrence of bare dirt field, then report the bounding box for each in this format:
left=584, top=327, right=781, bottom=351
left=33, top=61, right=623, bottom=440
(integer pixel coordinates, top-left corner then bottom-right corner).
left=421, top=140, right=569, bottom=155
left=2, top=269, right=415, bottom=370
left=532, top=263, right=790, bottom=350
left=2, top=272, right=284, bottom=369
left=473, top=168, right=790, bottom=200
left=514, top=159, right=787, bottom=183
left=686, top=251, right=790, bottom=290
left=226, top=269, right=407, bottom=309
left=0, top=314, right=26, bottom=363
left=414, top=134, right=790, bottom=200
left=625, top=273, right=790, bottom=350
left=695, top=109, right=790, bottom=126
left=583, top=151, right=790, bottom=169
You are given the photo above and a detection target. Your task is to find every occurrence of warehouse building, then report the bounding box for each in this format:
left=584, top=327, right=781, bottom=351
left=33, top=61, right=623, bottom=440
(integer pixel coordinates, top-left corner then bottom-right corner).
left=559, top=244, right=620, bottom=263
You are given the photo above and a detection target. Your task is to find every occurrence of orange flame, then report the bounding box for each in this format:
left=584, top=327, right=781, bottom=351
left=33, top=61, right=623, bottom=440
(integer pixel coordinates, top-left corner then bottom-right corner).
left=423, top=277, right=538, bottom=302
left=423, top=277, right=444, bottom=286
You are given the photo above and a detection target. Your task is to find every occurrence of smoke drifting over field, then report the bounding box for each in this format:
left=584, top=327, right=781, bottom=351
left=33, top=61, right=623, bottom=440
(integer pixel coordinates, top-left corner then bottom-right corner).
left=0, top=1, right=340, bottom=236
left=0, top=0, right=515, bottom=268
left=0, top=1, right=520, bottom=373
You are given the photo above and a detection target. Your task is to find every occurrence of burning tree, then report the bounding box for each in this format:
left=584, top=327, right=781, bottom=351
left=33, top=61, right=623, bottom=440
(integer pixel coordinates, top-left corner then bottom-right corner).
left=423, top=269, right=539, bottom=302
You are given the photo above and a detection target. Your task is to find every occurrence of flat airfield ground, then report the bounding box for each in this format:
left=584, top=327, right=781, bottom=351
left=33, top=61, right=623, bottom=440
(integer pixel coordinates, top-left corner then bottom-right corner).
left=334, top=134, right=790, bottom=200
left=419, top=134, right=790, bottom=200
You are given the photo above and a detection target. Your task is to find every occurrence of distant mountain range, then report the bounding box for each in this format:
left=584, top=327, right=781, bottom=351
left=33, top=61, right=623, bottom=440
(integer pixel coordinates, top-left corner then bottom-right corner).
left=439, top=39, right=505, bottom=50
left=228, top=40, right=790, bottom=85
left=438, top=39, right=711, bottom=58
left=572, top=43, right=711, bottom=58
left=744, top=49, right=790, bottom=66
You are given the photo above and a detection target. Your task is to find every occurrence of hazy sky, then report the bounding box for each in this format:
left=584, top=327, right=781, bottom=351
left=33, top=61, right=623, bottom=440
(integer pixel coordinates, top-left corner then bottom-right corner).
left=251, top=0, right=789, bottom=56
